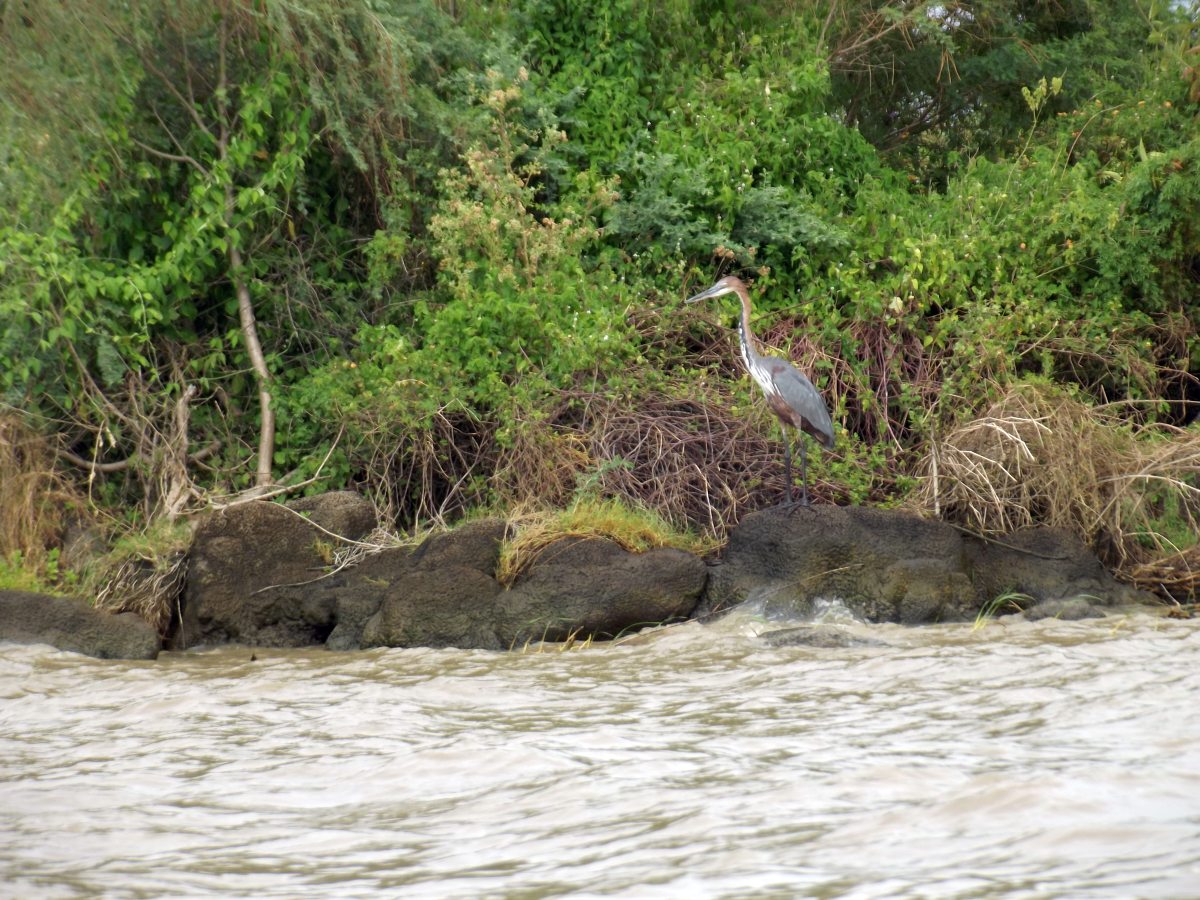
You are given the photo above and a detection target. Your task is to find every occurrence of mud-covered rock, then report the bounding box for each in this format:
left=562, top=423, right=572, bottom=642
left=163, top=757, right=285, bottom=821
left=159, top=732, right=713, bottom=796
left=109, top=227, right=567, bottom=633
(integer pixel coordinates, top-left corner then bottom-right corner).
left=1023, top=596, right=1108, bottom=621
left=176, top=492, right=1152, bottom=652
left=760, top=625, right=888, bottom=649
left=179, top=506, right=508, bottom=651
left=406, top=519, right=505, bottom=574
left=323, top=546, right=414, bottom=651
left=347, top=521, right=506, bottom=650
left=357, top=527, right=703, bottom=650
left=360, top=567, right=505, bottom=650
left=698, top=506, right=975, bottom=623
left=0, top=590, right=160, bottom=659
left=965, top=527, right=1150, bottom=611
left=880, top=558, right=976, bottom=625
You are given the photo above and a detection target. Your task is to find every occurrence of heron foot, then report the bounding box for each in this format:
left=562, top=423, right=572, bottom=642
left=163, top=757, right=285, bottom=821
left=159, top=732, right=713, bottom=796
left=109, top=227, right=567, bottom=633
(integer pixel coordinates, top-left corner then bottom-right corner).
left=775, top=497, right=813, bottom=515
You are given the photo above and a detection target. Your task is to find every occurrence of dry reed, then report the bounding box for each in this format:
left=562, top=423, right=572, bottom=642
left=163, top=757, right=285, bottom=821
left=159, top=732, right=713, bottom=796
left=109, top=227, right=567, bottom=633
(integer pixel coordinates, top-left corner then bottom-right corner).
left=0, top=412, right=83, bottom=568
left=916, top=382, right=1200, bottom=599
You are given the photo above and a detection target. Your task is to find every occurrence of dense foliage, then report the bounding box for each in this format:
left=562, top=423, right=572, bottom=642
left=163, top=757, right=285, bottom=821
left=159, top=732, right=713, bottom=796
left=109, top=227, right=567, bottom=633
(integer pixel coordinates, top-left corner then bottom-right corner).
left=2, top=1, right=1198, bottom=562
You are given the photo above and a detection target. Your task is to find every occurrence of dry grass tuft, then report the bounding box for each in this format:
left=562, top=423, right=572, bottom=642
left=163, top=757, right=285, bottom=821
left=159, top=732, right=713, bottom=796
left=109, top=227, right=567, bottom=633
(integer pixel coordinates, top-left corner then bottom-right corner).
left=517, top=627, right=596, bottom=654
left=0, top=412, right=85, bottom=570
left=916, top=382, right=1200, bottom=599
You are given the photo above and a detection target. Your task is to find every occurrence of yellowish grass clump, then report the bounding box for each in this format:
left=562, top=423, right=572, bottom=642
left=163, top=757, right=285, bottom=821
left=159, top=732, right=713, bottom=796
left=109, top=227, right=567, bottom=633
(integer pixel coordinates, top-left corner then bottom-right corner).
left=917, top=382, right=1200, bottom=599
left=496, top=496, right=719, bottom=587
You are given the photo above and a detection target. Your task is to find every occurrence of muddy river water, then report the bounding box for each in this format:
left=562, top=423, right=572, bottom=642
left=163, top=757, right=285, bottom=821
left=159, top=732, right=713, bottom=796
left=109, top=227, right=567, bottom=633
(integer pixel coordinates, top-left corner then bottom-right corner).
left=2, top=608, right=1199, bottom=898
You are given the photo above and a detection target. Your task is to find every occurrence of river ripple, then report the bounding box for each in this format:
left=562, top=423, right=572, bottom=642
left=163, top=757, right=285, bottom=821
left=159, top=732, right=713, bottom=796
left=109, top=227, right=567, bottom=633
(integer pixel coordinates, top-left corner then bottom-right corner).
left=2, top=610, right=1199, bottom=898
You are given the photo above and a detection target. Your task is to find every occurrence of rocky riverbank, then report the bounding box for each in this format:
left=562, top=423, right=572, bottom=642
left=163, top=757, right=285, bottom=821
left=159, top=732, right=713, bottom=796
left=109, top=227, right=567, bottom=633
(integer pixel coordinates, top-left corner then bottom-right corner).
left=0, top=491, right=1157, bottom=659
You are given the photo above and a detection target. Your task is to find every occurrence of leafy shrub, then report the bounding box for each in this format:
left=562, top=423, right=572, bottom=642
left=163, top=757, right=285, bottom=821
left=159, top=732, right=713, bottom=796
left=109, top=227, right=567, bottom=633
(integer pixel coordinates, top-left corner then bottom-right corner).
left=280, top=71, right=636, bottom=520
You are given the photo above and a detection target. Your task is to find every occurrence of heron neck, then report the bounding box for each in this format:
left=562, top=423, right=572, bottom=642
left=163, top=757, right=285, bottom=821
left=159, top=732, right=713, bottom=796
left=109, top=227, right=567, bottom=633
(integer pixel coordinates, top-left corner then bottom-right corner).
left=735, top=288, right=758, bottom=363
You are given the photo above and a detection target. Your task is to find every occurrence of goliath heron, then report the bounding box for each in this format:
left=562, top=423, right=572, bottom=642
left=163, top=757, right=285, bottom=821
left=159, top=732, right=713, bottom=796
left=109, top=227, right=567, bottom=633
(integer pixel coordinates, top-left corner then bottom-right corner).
left=686, top=275, right=835, bottom=507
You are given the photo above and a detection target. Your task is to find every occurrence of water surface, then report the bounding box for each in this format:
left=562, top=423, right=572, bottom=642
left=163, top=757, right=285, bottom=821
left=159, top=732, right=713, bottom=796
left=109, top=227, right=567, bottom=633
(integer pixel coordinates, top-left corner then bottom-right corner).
left=2, top=610, right=1198, bottom=898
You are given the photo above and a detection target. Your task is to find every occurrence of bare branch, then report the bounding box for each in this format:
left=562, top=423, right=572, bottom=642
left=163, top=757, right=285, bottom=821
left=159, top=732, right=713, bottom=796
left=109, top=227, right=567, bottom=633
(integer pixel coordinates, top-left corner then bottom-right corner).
left=58, top=439, right=222, bottom=475
left=209, top=428, right=344, bottom=512
left=139, top=52, right=216, bottom=143
left=58, top=448, right=132, bottom=473
left=131, top=137, right=208, bottom=177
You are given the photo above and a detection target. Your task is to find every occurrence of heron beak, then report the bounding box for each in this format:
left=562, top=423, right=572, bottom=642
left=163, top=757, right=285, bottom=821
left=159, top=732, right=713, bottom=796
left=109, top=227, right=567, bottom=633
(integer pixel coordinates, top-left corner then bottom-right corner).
left=685, top=283, right=721, bottom=304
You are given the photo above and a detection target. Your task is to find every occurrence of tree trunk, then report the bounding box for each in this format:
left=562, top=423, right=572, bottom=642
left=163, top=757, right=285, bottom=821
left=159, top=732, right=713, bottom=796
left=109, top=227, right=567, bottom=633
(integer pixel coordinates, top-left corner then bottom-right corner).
left=216, top=13, right=273, bottom=490
left=228, top=237, right=275, bottom=489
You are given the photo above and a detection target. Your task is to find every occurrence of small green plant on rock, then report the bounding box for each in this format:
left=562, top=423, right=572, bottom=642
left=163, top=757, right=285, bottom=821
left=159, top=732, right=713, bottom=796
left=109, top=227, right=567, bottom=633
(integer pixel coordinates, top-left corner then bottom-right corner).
left=973, top=591, right=1034, bottom=631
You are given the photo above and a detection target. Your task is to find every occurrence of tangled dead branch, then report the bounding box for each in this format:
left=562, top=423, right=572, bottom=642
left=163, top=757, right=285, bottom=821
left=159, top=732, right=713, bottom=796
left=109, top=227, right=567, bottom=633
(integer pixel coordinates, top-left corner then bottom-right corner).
left=95, top=550, right=189, bottom=636
left=580, top=391, right=780, bottom=535
left=492, top=386, right=829, bottom=538
left=364, top=406, right=495, bottom=527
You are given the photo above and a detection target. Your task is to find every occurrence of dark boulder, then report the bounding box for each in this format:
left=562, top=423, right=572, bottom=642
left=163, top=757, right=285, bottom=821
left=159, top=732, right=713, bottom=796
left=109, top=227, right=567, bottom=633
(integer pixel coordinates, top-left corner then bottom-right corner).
left=1023, top=596, right=1107, bottom=621
left=760, top=625, right=889, bottom=649
left=698, top=505, right=975, bottom=624
left=697, top=505, right=1153, bottom=625
left=360, top=567, right=505, bottom=650
left=406, top=519, right=504, bottom=574
left=348, top=524, right=705, bottom=650
left=178, top=493, right=376, bottom=648
left=178, top=500, right=341, bottom=648
left=286, top=491, right=378, bottom=541
left=0, top=589, right=159, bottom=659
left=352, top=518, right=508, bottom=652
left=495, top=537, right=707, bottom=646
left=176, top=491, right=1149, bottom=652
left=356, top=519, right=507, bottom=651
left=324, top=546, right=414, bottom=651
left=179, top=508, right=512, bottom=651
left=180, top=494, right=704, bottom=652
left=965, top=526, right=1150, bottom=616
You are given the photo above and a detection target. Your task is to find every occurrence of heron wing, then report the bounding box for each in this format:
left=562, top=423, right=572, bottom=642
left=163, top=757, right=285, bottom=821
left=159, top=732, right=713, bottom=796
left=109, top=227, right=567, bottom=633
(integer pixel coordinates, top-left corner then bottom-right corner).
left=764, top=359, right=836, bottom=449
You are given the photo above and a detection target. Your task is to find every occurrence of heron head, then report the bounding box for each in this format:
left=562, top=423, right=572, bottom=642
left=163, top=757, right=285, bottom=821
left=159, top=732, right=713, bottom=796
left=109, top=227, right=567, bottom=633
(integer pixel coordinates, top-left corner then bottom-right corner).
left=686, top=275, right=745, bottom=304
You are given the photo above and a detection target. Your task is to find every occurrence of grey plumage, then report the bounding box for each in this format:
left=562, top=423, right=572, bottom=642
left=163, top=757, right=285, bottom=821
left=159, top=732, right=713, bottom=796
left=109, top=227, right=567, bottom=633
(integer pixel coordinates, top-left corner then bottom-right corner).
left=686, top=275, right=834, bottom=506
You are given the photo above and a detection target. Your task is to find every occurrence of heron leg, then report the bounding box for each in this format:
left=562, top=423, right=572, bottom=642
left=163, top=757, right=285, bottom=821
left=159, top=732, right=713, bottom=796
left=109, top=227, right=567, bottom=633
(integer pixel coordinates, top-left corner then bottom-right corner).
left=781, top=431, right=795, bottom=505
left=798, top=432, right=811, bottom=507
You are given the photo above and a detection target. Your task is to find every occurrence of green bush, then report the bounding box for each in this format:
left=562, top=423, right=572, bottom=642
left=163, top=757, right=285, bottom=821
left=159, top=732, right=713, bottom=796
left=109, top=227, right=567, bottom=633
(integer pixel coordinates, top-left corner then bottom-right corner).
left=2, top=0, right=1197, bottom=542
